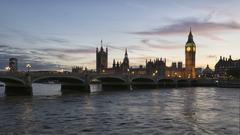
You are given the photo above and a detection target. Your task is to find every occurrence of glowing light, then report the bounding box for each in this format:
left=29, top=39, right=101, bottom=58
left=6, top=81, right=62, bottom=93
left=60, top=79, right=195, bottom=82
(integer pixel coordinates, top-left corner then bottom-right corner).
left=5, top=66, right=10, bottom=71
left=26, top=64, right=32, bottom=72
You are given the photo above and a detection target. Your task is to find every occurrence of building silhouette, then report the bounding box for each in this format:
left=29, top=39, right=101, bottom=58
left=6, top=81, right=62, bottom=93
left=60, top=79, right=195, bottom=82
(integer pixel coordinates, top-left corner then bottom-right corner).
left=202, top=65, right=214, bottom=78
left=185, top=28, right=196, bottom=78
left=9, top=58, right=18, bottom=72
left=146, top=58, right=166, bottom=76
left=95, top=28, right=198, bottom=78
left=121, top=48, right=129, bottom=73
left=215, top=55, right=240, bottom=78
left=112, top=48, right=130, bottom=73
left=96, top=40, right=108, bottom=73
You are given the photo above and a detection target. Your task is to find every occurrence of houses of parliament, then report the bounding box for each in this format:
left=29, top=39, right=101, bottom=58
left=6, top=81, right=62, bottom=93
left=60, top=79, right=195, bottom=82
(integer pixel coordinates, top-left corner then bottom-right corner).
left=95, top=28, right=197, bottom=78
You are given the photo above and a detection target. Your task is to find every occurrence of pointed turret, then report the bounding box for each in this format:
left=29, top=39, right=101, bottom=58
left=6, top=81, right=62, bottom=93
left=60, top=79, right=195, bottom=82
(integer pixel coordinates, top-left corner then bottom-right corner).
left=228, top=55, right=232, bottom=61
left=113, top=59, right=116, bottom=68
left=187, top=27, right=194, bottom=44
left=100, top=40, right=103, bottom=51
left=125, top=48, right=128, bottom=58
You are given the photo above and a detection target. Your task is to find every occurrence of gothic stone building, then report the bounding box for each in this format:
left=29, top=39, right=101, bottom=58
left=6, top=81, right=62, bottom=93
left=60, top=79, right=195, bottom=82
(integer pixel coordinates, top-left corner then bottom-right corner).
left=112, top=49, right=129, bottom=74
left=96, top=40, right=108, bottom=73
left=145, top=28, right=197, bottom=78
left=215, top=56, right=240, bottom=78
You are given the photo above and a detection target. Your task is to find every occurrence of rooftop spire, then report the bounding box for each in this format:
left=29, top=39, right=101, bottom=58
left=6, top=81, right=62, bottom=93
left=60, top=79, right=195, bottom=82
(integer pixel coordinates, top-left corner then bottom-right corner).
left=100, top=40, right=103, bottom=51
left=187, top=27, right=194, bottom=44
left=125, top=48, right=128, bottom=57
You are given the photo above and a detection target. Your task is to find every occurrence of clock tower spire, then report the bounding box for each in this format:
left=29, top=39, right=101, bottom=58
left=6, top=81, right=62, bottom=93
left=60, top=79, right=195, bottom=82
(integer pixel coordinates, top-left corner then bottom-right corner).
left=185, top=27, right=196, bottom=78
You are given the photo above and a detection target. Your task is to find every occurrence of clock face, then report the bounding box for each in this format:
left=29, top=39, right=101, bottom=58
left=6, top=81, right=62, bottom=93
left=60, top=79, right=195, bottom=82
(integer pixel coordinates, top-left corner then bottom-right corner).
left=193, top=47, right=196, bottom=52
left=186, top=47, right=191, bottom=52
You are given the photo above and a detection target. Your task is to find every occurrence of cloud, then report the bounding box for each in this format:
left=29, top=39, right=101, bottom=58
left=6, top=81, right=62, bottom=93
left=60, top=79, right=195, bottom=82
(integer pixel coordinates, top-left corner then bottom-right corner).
left=141, top=39, right=182, bottom=50
left=45, top=37, right=70, bottom=44
left=131, top=17, right=240, bottom=40
left=38, top=47, right=96, bottom=54
left=0, top=44, right=61, bottom=70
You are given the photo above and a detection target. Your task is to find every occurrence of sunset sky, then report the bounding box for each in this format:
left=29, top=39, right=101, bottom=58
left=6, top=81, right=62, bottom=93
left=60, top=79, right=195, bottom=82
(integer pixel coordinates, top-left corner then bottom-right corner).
left=0, top=0, right=239, bottom=71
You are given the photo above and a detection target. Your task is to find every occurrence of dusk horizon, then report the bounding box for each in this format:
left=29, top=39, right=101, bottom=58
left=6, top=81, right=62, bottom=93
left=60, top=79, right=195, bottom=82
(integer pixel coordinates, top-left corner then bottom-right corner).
left=0, top=0, right=240, bottom=71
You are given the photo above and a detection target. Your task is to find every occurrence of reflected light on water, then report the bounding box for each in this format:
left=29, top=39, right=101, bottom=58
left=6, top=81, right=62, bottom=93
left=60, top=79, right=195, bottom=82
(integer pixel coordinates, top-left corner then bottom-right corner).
left=32, top=83, right=61, bottom=96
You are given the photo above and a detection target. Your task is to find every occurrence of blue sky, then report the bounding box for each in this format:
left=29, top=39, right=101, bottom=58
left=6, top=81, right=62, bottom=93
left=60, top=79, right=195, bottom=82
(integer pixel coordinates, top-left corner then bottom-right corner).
left=0, top=0, right=239, bottom=71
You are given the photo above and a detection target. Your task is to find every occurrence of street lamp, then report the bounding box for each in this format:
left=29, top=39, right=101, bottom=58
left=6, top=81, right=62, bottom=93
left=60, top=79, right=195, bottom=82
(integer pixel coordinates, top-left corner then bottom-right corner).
left=26, top=64, right=32, bottom=72
left=5, top=66, right=10, bottom=72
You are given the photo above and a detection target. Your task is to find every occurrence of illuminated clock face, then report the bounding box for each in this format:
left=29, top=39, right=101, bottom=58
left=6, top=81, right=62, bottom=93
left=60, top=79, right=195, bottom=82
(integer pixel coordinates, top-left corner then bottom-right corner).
left=193, top=47, right=196, bottom=52
left=186, top=47, right=191, bottom=52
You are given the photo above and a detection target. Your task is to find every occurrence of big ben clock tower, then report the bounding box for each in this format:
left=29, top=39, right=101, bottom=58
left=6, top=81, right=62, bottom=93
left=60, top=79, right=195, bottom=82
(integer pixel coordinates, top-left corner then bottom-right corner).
left=185, top=28, right=196, bottom=78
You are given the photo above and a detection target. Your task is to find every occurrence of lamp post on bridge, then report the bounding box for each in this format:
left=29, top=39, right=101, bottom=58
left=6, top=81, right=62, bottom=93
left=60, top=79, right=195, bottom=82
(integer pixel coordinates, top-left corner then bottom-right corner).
left=5, top=66, right=10, bottom=72
left=26, top=64, right=32, bottom=73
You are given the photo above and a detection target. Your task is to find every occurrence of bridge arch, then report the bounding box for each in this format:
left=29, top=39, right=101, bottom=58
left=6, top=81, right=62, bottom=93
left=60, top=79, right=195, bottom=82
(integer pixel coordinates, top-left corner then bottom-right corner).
left=32, top=76, right=85, bottom=84
left=0, top=76, right=25, bottom=85
left=91, top=76, right=128, bottom=91
left=158, top=79, right=175, bottom=88
left=131, top=77, right=156, bottom=89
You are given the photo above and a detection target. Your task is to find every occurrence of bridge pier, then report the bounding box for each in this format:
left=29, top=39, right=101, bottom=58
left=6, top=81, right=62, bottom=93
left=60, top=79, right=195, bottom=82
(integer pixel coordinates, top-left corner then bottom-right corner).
left=5, top=85, right=32, bottom=96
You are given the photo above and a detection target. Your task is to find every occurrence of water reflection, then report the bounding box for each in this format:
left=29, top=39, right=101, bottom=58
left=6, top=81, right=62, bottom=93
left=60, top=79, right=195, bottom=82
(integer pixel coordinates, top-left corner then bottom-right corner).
left=0, top=82, right=5, bottom=97
left=0, top=87, right=239, bottom=134
left=32, top=83, right=61, bottom=96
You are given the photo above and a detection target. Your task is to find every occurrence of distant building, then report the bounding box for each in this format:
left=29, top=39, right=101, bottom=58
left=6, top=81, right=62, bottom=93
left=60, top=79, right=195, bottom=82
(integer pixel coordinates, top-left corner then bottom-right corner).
left=195, top=67, right=203, bottom=78
left=202, top=65, right=213, bottom=78
left=96, top=40, right=108, bottom=73
left=112, top=49, right=130, bottom=74
left=215, top=55, right=240, bottom=78
left=121, top=49, right=129, bottom=73
left=146, top=58, right=166, bottom=77
left=72, top=66, right=87, bottom=74
left=166, top=62, right=186, bottom=78
left=9, top=58, right=18, bottom=72
left=95, top=28, right=199, bottom=78
left=130, top=65, right=146, bottom=75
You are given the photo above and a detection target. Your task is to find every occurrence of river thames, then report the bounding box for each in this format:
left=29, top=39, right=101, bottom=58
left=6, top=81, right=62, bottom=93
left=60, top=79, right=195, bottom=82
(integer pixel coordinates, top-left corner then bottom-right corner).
left=0, top=85, right=239, bottom=135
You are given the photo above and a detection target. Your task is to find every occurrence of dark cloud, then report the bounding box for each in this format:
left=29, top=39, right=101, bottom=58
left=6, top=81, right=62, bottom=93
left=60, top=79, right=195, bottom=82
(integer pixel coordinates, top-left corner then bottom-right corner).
left=131, top=18, right=240, bottom=39
left=0, top=43, right=100, bottom=70
left=141, top=39, right=182, bottom=50
left=0, top=44, right=60, bottom=71
left=38, top=47, right=96, bottom=54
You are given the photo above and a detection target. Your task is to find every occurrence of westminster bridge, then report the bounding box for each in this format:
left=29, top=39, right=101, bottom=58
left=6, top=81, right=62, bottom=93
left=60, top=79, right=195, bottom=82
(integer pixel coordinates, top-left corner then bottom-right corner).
left=0, top=72, right=217, bottom=96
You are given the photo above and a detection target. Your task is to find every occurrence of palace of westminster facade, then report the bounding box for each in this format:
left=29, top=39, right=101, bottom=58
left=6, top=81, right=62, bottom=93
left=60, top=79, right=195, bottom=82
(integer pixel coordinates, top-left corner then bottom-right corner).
left=95, top=29, right=197, bottom=78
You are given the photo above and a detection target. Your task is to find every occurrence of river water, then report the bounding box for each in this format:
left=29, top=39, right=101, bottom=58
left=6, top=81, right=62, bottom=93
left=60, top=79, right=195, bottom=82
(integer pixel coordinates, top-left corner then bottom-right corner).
left=0, top=85, right=239, bottom=135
